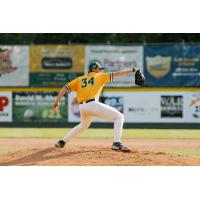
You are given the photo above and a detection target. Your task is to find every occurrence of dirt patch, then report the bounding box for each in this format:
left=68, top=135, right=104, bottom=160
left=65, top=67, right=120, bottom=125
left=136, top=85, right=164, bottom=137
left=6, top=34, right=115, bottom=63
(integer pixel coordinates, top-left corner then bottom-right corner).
left=0, top=138, right=200, bottom=166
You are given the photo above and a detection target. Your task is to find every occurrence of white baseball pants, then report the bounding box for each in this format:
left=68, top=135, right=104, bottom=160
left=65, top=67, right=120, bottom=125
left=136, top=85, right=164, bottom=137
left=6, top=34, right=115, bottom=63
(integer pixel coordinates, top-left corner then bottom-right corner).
left=63, top=101, right=124, bottom=143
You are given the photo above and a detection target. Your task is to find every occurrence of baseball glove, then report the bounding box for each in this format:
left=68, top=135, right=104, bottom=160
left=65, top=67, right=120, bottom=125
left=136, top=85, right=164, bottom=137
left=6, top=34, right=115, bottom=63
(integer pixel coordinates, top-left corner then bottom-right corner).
left=135, top=70, right=145, bottom=86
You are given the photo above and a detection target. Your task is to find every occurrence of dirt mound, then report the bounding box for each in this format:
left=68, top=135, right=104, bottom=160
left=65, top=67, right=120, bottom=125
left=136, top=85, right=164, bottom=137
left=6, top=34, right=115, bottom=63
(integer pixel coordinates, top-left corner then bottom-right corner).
left=1, top=138, right=200, bottom=166
left=0, top=145, right=198, bottom=166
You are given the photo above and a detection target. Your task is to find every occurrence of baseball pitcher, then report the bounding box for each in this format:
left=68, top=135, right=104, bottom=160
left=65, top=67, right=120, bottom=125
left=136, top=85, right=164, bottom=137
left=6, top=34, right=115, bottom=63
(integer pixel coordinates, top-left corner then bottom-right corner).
left=53, top=61, right=145, bottom=152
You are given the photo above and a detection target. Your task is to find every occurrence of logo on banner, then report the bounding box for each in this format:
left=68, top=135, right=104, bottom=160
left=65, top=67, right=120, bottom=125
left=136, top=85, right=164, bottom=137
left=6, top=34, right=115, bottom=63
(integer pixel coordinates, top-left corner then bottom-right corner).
left=128, top=107, right=159, bottom=115
left=100, top=96, right=124, bottom=113
left=161, top=96, right=183, bottom=118
left=0, top=93, right=12, bottom=122
left=189, top=95, right=200, bottom=118
left=174, top=57, right=199, bottom=67
left=0, top=96, right=9, bottom=112
left=0, top=48, right=17, bottom=76
left=42, top=57, right=72, bottom=69
left=70, top=97, right=80, bottom=118
left=146, top=55, right=171, bottom=78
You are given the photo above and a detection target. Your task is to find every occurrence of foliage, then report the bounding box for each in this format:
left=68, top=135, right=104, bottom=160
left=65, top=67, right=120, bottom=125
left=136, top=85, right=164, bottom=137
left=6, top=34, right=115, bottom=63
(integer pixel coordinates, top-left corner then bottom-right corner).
left=1, top=33, right=200, bottom=44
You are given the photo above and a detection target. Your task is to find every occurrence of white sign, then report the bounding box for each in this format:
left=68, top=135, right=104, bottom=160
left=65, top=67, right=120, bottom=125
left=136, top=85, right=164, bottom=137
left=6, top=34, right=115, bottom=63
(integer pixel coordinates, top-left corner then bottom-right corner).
left=68, top=90, right=200, bottom=123
left=0, top=92, right=12, bottom=122
left=184, top=92, right=200, bottom=123
left=0, top=46, right=29, bottom=86
left=85, top=45, right=143, bottom=87
left=120, top=91, right=185, bottom=123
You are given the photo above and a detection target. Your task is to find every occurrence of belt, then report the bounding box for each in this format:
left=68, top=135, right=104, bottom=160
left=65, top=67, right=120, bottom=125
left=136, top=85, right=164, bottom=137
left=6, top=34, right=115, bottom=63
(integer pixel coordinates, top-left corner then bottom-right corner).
left=79, top=99, right=95, bottom=104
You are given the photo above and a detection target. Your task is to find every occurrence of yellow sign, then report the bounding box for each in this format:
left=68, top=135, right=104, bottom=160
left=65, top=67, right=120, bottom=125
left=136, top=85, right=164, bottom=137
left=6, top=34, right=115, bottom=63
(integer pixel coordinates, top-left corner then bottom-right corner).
left=30, top=45, right=85, bottom=73
left=146, top=55, right=171, bottom=78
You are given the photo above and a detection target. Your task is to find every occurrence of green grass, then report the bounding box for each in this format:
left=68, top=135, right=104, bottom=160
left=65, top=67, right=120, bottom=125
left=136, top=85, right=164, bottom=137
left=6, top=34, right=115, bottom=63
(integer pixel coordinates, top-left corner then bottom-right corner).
left=0, top=128, right=200, bottom=139
left=167, top=150, right=200, bottom=157
left=0, top=147, right=14, bottom=154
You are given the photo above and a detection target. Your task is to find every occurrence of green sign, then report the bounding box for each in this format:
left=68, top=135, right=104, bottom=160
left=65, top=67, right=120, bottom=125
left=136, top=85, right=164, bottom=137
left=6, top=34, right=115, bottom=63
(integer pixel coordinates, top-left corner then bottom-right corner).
left=13, top=92, right=68, bottom=122
left=30, top=72, right=83, bottom=87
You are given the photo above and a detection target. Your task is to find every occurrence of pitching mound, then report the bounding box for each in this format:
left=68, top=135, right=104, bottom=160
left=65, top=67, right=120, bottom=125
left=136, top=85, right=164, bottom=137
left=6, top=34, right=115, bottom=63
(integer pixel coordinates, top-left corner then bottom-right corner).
left=1, top=139, right=200, bottom=166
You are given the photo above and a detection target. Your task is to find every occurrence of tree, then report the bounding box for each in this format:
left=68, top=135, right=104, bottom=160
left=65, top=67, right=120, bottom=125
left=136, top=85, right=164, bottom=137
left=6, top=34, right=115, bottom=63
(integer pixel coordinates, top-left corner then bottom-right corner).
left=0, top=33, right=200, bottom=44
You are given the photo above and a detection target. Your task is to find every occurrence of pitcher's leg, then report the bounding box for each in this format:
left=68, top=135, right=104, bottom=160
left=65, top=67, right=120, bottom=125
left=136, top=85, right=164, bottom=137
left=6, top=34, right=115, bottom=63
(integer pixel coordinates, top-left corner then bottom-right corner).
left=87, top=102, right=124, bottom=143
left=55, top=110, right=92, bottom=148
left=63, top=113, right=92, bottom=143
left=113, top=114, right=124, bottom=142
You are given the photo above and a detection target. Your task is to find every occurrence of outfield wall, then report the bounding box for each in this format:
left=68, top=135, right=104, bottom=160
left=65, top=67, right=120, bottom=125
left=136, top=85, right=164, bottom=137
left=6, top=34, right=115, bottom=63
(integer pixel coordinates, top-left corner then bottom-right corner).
left=2, top=44, right=200, bottom=88
left=1, top=88, right=200, bottom=128
left=1, top=44, right=200, bottom=128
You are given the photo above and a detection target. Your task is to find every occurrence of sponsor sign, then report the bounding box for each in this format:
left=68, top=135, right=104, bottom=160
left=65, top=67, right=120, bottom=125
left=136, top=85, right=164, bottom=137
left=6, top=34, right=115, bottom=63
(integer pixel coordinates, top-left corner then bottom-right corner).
left=0, top=92, right=12, bottom=122
left=185, top=92, right=200, bottom=122
left=161, top=96, right=183, bottom=118
left=86, top=45, right=143, bottom=87
left=30, top=45, right=84, bottom=72
left=124, top=92, right=161, bottom=122
left=13, top=92, right=67, bottom=122
left=0, top=46, right=29, bottom=86
left=41, top=57, right=72, bottom=69
left=68, top=91, right=200, bottom=123
left=144, top=44, right=200, bottom=87
left=30, top=45, right=84, bottom=86
left=30, top=72, right=83, bottom=87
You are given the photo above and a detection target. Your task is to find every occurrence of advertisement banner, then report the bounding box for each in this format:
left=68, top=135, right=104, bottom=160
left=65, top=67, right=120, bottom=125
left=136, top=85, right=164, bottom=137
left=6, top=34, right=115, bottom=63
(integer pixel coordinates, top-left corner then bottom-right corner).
left=144, top=44, right=200, bottom=87
left=124, top=91, right=186, bottom=122
left=0, top=46, right=29, bottom=86
left=68, top=91, right=200, bottom=123
left=13, top=92, right=67, bottom=123
left=185, top=92, right=200, bottom=122
left=160, top=95, right=183, bottom=118
left=0, top=92, right=12, bottom=122
left=30, top=45, right=85, bottom=86
left=86, top=45, right=143, bottom=87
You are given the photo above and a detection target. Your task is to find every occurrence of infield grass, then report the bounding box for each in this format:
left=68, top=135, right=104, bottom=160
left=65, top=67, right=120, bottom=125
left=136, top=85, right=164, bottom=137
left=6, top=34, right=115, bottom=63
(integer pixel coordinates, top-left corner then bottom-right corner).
left=0, top=147, right=15, bottom=154
left=0, top=128, right=200, bottom=139
left=166, top=149, right=200, bottom=158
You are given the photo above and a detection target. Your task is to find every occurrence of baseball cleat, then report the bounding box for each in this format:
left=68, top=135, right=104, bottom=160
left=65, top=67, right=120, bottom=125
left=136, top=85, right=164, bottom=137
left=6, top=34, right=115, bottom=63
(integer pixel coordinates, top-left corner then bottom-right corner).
left=112, top=142, right=130, bottom=152
left=55, top=140, right=66, bottom=148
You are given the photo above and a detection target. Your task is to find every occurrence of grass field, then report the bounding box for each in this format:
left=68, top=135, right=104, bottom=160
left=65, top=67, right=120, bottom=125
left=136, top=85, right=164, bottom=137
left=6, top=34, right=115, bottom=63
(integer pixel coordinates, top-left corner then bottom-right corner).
left=0, top=128, right=200, bottom=139
left=166, top=149, right=200, bottom=157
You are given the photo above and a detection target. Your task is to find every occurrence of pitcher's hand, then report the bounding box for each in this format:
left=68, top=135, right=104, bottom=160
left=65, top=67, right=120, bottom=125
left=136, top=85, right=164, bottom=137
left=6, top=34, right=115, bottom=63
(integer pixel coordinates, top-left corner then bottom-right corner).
left=52, top=101, right=60, bottom=111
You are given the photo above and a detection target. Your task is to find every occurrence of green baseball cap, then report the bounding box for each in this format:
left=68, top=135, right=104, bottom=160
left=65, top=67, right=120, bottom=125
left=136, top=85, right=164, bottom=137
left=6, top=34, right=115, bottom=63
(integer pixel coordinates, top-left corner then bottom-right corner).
left=88, top=61, right=105, bottom=71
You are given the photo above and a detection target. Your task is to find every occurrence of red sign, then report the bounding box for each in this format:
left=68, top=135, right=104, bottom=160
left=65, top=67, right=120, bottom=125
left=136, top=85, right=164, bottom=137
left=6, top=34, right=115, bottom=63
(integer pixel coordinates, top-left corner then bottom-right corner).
left=0, top=96, right=9, bottom=112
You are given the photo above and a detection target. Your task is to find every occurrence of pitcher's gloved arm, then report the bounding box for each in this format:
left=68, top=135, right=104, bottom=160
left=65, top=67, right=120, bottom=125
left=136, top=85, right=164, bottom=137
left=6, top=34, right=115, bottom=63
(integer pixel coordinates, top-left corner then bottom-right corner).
left=112, top=67, right=138, bottom=79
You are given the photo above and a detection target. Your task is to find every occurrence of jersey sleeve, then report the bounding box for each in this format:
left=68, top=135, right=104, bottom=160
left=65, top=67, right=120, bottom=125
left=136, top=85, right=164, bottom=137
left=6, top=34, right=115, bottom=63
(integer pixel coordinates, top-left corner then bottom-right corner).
left=65, top=78, right=77, bottom=93
left=101, top=72, right=113, bottom=84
